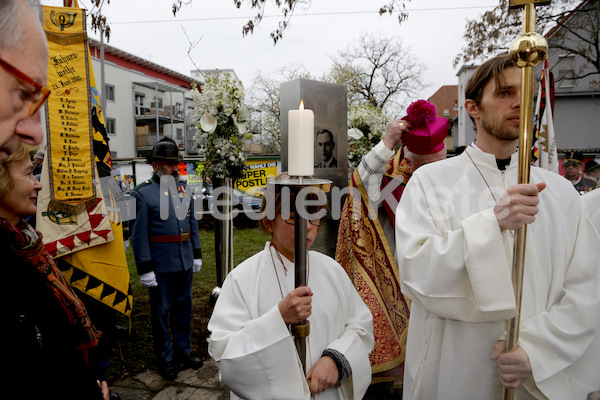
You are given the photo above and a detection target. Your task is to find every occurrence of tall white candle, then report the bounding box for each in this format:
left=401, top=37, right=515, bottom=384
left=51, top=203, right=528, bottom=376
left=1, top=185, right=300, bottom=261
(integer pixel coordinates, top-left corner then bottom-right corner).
left=288, top=100, right=314, bottom=176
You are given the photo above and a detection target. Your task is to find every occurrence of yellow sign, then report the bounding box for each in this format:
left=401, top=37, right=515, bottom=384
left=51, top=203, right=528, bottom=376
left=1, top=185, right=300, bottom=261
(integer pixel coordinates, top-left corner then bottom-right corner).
left=235, top=160, right=278, bottom=195
left=44, top=6, right=95, bottom=212
left=188, top=175, right=204, bottom=185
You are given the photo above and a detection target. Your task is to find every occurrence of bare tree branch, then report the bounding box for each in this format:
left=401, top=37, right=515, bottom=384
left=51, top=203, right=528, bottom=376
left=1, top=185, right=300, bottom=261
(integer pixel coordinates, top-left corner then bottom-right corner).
left=89, top=0, right=111, bottom=41
left=90, top=0, right=413, bottom=45
left=173, top=0, right=410, bottom=44
left=326, top=32, right=426, bottom=113
left=454, top=0, right=600, bottom=87
left=180, top=24, right=203, bottom=73
left=247, top=64, right=314, bottom=150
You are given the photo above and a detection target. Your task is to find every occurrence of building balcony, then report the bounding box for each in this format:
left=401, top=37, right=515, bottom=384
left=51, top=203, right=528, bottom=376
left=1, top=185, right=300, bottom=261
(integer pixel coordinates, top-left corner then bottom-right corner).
left=135, top=105, right=185, bottom=123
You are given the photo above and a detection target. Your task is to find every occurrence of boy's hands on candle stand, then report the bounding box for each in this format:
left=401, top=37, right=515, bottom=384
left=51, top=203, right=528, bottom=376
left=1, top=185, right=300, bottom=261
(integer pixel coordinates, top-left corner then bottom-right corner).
left=279, top=286, right=313, bottom=324
left=306, top=356, right=339, bottom=395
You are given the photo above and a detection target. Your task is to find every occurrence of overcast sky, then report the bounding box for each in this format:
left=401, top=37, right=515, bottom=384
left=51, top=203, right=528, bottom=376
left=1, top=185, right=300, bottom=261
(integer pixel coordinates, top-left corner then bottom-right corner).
left=41, top=0, right=500, bottom=111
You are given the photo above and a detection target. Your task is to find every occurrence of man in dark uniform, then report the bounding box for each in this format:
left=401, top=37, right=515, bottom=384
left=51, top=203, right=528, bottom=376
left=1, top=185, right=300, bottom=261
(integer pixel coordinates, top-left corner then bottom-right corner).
left=130, top=137, right=203, bottom=380
left=563, top=151, right=597, bottom=194
left=585, top=160, right=600, bottom=184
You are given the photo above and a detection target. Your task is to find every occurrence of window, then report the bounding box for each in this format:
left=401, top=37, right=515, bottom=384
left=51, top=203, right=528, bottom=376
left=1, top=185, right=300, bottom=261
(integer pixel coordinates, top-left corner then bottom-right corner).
left=176, top=128, right=183, bottom=140
left=557, top=55, right=575, bottom=88
left=106, top=118, right=116, bottom=135
left=151, top=96, right=163, bottom=109
left=443, top=109, right=450, bottom=116
left=105, top=84, right=115, bottom=101
left=174, top=102, right=183, bottom=117
left=135, top=93, right=145, bottom=115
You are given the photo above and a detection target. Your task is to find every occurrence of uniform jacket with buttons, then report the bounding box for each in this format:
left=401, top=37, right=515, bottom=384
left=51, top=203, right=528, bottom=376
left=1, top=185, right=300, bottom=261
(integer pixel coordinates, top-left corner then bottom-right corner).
left=130, top=174, right=201, bottom=275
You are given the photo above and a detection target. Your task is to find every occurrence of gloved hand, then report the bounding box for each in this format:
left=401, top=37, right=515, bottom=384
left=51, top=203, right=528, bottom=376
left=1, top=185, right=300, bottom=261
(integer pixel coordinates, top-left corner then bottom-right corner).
left=140, top=271, right=158, bottom=287
left=123, top=240, right=130, bottom=251
left=193, top=259, right=202, bottom=273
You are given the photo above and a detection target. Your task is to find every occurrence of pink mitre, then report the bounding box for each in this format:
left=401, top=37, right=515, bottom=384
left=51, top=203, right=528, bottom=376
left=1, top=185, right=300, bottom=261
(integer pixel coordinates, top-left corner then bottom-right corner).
left=401, top=100, right=449, bottom=155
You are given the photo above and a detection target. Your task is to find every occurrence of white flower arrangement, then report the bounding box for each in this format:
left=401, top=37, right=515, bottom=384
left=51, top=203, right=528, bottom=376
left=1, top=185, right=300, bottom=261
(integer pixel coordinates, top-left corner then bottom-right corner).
left=191, top=73, right=252, bottom=180
left=347, top=103, right=390, bottom=170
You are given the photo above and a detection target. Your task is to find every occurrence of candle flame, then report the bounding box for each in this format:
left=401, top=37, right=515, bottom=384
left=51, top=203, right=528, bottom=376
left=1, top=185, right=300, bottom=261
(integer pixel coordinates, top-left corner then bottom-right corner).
left=299, top=100, right=304, bottom=110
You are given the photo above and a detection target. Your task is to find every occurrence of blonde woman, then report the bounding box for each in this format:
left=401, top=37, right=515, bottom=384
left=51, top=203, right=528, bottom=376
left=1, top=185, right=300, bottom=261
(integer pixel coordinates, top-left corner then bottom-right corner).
left=0, top=143, right=103, bottom=399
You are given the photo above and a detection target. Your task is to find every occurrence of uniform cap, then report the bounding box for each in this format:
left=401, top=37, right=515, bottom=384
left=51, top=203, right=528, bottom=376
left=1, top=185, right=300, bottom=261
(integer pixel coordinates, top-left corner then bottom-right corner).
left=585, top=160, right=600, bottom=172
left=564, top=151, right=584, bottom=164
left=148, top=137, right=180, bottom=162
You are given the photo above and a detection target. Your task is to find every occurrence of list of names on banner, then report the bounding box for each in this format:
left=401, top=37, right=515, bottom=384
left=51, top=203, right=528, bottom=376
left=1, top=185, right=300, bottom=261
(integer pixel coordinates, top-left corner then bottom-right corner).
left=48, top=49, right=94, bottom=202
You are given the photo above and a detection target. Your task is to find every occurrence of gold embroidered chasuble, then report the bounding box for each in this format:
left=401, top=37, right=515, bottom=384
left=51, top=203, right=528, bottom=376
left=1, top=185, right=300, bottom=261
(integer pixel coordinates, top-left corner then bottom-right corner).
left=335, top=150, right=411, bottom=383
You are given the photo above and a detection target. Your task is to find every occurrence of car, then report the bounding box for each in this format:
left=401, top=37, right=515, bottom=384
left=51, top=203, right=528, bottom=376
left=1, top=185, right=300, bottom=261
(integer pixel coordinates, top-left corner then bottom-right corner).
left=244, top=186, right=266, bottom=198
left=201, top=185, right=263, bottom=213
left=234, top=187, right=263, bottom=211
left=188, top=182, right=211, bottom=212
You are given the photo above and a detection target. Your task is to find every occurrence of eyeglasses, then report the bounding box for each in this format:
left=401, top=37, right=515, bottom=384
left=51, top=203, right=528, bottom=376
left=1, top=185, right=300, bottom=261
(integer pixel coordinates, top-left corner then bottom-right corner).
left=0, top=57, right=50, bottom=116
left=283, top=212, right=328, bottom=227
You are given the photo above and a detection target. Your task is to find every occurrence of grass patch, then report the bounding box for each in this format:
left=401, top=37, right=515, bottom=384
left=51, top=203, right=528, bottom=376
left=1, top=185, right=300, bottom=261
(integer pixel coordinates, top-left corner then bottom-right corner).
left=106, top=223, right=269, bottom=382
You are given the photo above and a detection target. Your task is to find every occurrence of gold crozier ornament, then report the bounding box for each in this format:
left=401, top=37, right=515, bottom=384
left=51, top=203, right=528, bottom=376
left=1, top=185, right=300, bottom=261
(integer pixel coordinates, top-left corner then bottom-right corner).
left=504, top=1, right=549, bottom=400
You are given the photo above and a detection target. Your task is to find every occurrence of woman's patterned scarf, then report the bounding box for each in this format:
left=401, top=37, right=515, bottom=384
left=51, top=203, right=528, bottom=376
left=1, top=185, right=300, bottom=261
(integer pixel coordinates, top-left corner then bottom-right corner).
left=0, top=217, right=100, bottom=349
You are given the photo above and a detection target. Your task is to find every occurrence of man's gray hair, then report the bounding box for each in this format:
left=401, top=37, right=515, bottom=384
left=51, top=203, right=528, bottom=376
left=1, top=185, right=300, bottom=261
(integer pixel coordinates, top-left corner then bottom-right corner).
left=0, top=0, right=42, bottom=52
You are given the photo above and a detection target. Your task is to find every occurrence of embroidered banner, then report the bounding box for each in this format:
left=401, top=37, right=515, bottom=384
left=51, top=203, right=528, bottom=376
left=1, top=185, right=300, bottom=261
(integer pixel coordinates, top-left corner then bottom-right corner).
left=39, top=5, right=112, bottom=256
left=43, top=6, right=95, bottom=214
left=37, top=5, right=132, bottom=317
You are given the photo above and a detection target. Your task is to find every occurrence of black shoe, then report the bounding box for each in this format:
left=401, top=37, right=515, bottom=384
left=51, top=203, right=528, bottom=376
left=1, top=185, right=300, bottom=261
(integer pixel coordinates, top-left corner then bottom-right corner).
left=114, top=324, right=128, bottom=335
left=158, top=361, right=177, bottom=380
left=109, top=392, right=121, bottom=400
left=177, top=353, right=204, bottom=370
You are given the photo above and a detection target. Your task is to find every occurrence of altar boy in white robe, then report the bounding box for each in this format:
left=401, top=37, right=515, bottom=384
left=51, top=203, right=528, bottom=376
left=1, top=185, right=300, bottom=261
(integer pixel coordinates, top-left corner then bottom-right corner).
left=208, top=173, right=374, bottom=400
left=396, top=53, right=600, bottom=400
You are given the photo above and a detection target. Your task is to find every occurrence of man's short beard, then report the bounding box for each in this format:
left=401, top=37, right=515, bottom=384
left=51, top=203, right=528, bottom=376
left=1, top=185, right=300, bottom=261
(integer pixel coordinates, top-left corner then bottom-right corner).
left=156, top=168, right=180, bottom=181
left=480, top=111, right=519, bottom=142
left=486, top=127, right=519, bottom=142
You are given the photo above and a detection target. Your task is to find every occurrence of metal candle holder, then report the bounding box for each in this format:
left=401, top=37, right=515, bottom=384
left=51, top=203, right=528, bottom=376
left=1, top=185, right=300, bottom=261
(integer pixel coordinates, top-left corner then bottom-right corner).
left=269, top=177, right=332, bottom=373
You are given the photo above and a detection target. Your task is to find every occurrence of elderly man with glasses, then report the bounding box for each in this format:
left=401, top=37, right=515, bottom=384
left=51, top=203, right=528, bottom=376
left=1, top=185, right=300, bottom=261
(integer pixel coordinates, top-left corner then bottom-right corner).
left=0, top=0, right=49, bottom=161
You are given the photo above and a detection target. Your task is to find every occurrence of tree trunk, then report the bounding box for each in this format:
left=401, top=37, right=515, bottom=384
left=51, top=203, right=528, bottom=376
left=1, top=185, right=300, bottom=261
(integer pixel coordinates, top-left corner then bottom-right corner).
left=212, top=177, right=234, bottom=288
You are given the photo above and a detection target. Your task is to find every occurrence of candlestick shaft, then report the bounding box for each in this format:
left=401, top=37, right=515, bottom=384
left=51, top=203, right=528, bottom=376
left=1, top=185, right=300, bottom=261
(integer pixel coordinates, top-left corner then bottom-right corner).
left=295, top=213, right=307, bottom=288
left=268, top=178, right=332, bottom=373
left=294, top=208, right=308, bottom=372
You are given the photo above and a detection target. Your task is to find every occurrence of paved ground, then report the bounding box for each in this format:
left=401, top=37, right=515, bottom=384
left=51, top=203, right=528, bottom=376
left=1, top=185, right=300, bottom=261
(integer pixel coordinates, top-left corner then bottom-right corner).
left=109, top=359, right=402, bottom=399
left=110, top=359, right=230, bottom=400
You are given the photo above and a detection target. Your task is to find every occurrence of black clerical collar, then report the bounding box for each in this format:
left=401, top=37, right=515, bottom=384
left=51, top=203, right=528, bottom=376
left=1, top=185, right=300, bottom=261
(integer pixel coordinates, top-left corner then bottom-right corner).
left=496, top=158, right=511, bottom=171
left=469, top=143, right=512, bottom=170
